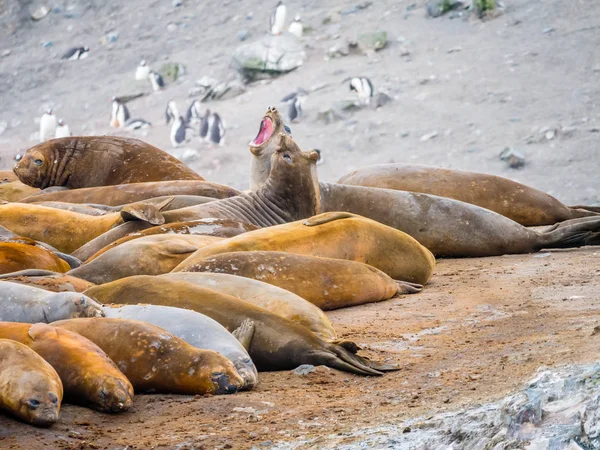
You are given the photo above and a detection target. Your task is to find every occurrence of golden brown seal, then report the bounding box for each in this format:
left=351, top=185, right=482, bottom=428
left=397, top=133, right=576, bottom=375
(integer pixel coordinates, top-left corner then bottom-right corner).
left=0, top=242, right=70, bottom=274
left=14, top=136, right=204, bottom=189
left=0, top=180, right=39, bottom=202
left=0, top=270, right=94, bottom=293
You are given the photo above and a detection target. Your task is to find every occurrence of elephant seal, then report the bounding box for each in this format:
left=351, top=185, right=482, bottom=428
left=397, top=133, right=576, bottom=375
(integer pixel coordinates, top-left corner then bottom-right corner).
left=0, top=242, right=70, bottom=274
left=0, top=269, right=94, bottom=292
left=0, top=171, right=18, bottom=183
left=174, top=212, right=435, bottom=285
left=248, top=110, right=600, bottom=257
left=102, top=305, right=258, bottom=390
left=69, top=235, right=224, bottom=284
left=28, top=202, right=111, bottom=216
left=84, top=276, right=397, bottom=376
left=0, top=181, right=39, bottom=202
left=162, top=272, right=337, bottom=339
left=13, top=136, right=204, bottom=189
left=177, top=251, right=423, bottom=310
left=0, top=322, right=134, bottom=412
left=75, top=218, right=257, bottom=262
left=337, top=164, right=600, bottom=226
left=53, top=318, right=245, bottom=395
left=0, top=339, right=63, bottom=427
left=20, top=180, right=240, bottom=205
left=0, top=281, right=103, bottom=323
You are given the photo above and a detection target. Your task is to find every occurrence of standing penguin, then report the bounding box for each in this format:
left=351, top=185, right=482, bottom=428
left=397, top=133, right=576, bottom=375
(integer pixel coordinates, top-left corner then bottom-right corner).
left=170, top=116, right=187, bottom=147
left=288, top=15, right=303, bottom=38
left=349, top=77, right=374, bottom=104
left=149, top=71, right=165, bottom=92
left=186, top=100, right=203, bottom=126
left=110, top=97, right=130, bottom=128
left=39, top=109, right=57, bottom=142
left=135, top=60, right=150, bottom=80
left=199, top=108, right=211, bottom=139
left=206, top=112, right=226, bottom=146
left=54, top=119, right=71, bottom=138
left=165, top=100, right=179, bottom=125
left=270, top=1, right=287, bottom=35
left=61, top=46, right=89, bottom=61
left=281, top=88, right=307, bottom=123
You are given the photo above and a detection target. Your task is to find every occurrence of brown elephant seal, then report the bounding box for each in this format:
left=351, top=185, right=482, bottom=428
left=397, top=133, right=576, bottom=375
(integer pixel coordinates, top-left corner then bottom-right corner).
left=0, top=171, right=18, bottom=183
left=0, top=181, right=39, bottom=202
left=84, top=276, right=397, bottom=376
left=162, top=272, right=337, bottom=339
left=0, top=242, right=70, bottom=274
left=174, top=212, right=435, bottom=285
left=101, top=305, right=258, bottom=390
left=337, top=164, right=600, bottom=226
left=13, top=136, right=204, bottom=189
left=74, top=218, right=258, bottom=262
left=0, top=322, right=134, bottom=412
left=0, top=339, right=63, bottom=427
left=177, top=251, right=423, bottom=310
left=20, top=180, right=240, bottom=205
left=27, top=202, right=111, bottom=216
left=69, top=235, right=224, bottom=284
left=0, top=269, right=94, bottom=292
left=53, top=318, right=245, bottom=395
left=0, top=281, right=103, bottom=323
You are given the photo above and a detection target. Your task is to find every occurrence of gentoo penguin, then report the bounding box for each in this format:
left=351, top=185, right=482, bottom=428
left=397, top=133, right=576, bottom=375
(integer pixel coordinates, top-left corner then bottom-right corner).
left=186, top=100, right=203, bottom=126
left=349, top=77, right=374, bottom=104
left=149, top=71, right=165, bottom=92
left=39, top=109, right=57, bottom=142
left=135, top=60, right=150, bottom=80
left=288, top=15, right=303, bottom=38
left=281, top=88, right=307, bottom=123
left=270, top=1, right=287, bottom=35
left=199, top=109, right=211, bottom=139
left=206, top=112, right=226, bottom=146
left=61, top=46, right=89, bottom=61
left=165, top=100, right=179, bottom=125
left=170, top=116, right=187, bottom=147
left=110, top=97, right=130, bottom=128
left=124, top=118, right=152, bottom=130
left=54, top=119, right=71, bottom=138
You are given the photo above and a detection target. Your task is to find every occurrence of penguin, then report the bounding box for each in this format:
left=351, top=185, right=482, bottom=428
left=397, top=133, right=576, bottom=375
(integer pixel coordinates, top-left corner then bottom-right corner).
left=288, top=15, right=303, bottom=38
left=124, top=118, right=152, bottom=130
left=54, top=119, right=71, bottom=138
left=110, top=97, right=130, bottom=128
left=206, top=112, right=226, bottom=146
left=135, top=60, right=150, bottom=80
left=281, top=88, right=307, bottom=123
left=61, top=46, right=89, bottom=61
left=349, top=77, right=374, bottom=104
left=165, top=100, right=179, bottom=125
left=149, top=71, right=165, bottom=92
left=270, top=1, right=287, bottom=35
left=39, top=109, right=57, bottom=142
left=199, top=108, right=211, bottom=139
left=170, top=116, right=187, bottom=147
left=186, top=100, right=203, bottom=126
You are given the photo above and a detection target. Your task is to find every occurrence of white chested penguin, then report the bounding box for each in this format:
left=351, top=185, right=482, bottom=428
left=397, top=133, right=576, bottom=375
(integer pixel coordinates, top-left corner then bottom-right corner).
left=270, top=1, right=287, bottom=35
left=110, top=97, right=130, bottom=128
left=281, top=88, right=307, bottom=123
left=149, top=71, right=165, bottom=92
left=170, top=116, right=187, bottom=147
left=136, top=60, right=150, bottom=80
left=349, top=77, right=374, bottom=104
left=288, top=15, right=303, bottom=38
left=54, top=119, right=71, bottom=138
left=39, top=109, right=57, bottom=142
left=125, top=118, right=152, bottom=130
left=61, top=46, right=89, bottom=61
left=206, top=112, right=226, bottom=146
left=186, top=100, right=204, bottom=126
left=165, top=100, right=179, bottom=125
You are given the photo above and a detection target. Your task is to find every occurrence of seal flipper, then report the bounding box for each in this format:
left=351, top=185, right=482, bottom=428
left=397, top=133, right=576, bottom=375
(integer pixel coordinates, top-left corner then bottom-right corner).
left=569, top=205, right=600, bottom=214
left=395, top=280, right=424, bottom=295
left=303, top=212, right=355, bottom=227
left=0, top=269, right=60, bottom=279
left=538, top=217, right=600, bottom=249
left=120, top=197, right=173, bottom=226
left=313, top=350, right=383, bottom=376
left=232, top=319, right=255, bottom=350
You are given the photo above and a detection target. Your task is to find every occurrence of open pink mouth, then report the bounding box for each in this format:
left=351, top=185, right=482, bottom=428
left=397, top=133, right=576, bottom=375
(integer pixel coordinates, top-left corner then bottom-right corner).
left=249, top=117, right=274, bottom=147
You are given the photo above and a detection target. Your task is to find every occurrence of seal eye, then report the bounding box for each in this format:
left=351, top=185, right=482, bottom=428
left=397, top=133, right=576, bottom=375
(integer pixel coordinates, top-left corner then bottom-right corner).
left=283, top=153, right=292, bottom=163
left=34, top=159, right=43, bottom=166
left=27, top=399, right=40, bottom=409
left=283, top=124, right=292, bottom=135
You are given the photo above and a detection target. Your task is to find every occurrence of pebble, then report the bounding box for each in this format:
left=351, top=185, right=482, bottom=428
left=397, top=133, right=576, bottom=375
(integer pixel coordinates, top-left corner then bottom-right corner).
left=499, top=147, right=525, bottom=168
left=30, top=5, right=50, bottom=21
left=167, top=23, right=178, bottom=33
left=420, top=131, right=438, bottom=142
left=543, top=27, right=555, bottom=34
left=41, top=41, right=53, bottom=48
left=292, top=364, right=316, bottom=375
left=1, top=49, right=11, bottom=57
left=237, top=30, right=249, bottom=41
left=172, top=0, right=183, bottom=6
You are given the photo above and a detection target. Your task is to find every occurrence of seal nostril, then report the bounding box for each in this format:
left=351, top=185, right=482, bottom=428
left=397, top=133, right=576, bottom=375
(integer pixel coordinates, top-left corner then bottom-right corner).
left=48, top=393, right=58, bottom=404
left=99, top=388, right=107, bottom=400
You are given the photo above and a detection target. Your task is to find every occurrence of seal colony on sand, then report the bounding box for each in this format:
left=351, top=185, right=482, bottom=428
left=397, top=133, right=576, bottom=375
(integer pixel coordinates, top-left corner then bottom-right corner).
left=0, top=339, right=63, bottom=427
left=13, top=136, right=204, bottom=189
left=336, top=164, right=600, bottom=226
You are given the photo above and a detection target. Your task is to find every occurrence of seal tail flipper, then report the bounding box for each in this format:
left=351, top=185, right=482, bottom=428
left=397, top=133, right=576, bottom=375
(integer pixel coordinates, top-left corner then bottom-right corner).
left=395, top=280, right=424, bottom=295
left=120, top=197, right=173, bottom=226
left=538, top=217, right=600, bottom=250
left=569, top=205, right=600, bottom=214
left=232, top=319, right=256, bottom=351
left=314, top=350, right=383, bottom=376
left=325, top=340, right=399, bottom=372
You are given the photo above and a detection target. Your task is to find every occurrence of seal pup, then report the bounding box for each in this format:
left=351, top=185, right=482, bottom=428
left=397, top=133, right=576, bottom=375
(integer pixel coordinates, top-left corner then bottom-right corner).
left=61, top=46, right=89, bottom=60
left=170, top=116, right=187, bottom=147
left=13, top=136, right=204, bottom=189
left=349, top=77, right=374, bottom=104
left=270, top=1, right=287, bottom=35
left=0, top=323, right=134, bottom=413
left=288, top=15, right=303, bottom=38
left=206, top=112, right=225, bottom=146
left=54, top=119, right=71, bottom=138
left=149, top=70, right=165, bottom=92
left=135, top=60, right=150, bottom=80
left=165, top=99, right=179, bottom=125
left=0, top=281, right=103, bottom=323
left=53, top=318, right=245, bottom=395
left=0, top=339, right=63, bottom=427
left=281, top=89, right=307, bottom=123
left=39, top=109, right=57, bottom=142
left=109, top=97, right=129, bottom=128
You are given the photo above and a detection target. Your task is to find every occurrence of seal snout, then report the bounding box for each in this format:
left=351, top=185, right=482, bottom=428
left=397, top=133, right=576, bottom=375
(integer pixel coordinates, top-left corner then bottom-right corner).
left=212, top=372, right=241, bottom=395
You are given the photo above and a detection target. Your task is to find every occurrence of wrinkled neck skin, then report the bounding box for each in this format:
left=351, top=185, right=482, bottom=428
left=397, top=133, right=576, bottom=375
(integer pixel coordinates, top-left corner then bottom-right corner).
left=249, top=138, right=278, bottom=191
left=38, top=139, right=85, bottom=189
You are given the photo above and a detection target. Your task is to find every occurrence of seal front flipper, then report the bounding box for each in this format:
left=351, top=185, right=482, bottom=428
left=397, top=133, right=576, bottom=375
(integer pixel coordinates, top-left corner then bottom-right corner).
left=395, top=280, right=424, bottom=295
left=325, top=340, right=400, bottom=373
left=303, top=212, right=355, bottom=227
left=120, top=197, right=173, bottom=225
left=232, top=319, right=256, bottom=350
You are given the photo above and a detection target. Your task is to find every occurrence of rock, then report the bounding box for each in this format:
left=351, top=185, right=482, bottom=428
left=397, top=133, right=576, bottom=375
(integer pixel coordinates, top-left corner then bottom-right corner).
left=426, top=0, right=464, bottom=18
left=420, top=131, right=438, bottom=142
left=167, top=23, right=177, bottom=33
left=159, top=62, right=186, bottom=83
left=340, top=2, right=373, bottom=15
left=292, top=365, right=317, bottom=376
left=371, top=92, right=393, bottom=109
left=500, top=147, right=525, bottom=168
left=327, top=43, right=349, bottom=59
left=0, top=121, right=7, bottom=136
left=317, top=107, right=344, bottom=124
left=172, top=0, right=183, bottom=6
left=334, top=100, right=362, bottom=112
left=356, top=31, right=387, bottom=53
left=237, top=29, right=250, bottom=41
left=30, top=5, right=49, bottom=21
left=41, top=41, right=53, bottom=47
left=542, top=27, right=555, bottom=34
left=1, top=49, right=11, bottom=57
left=191, top=76, right=245, bottom=102
left=106, top=31, right=119, bottom=43
left=472, top=0, right=498, bottom=19
left=232, top=33, right=305, bottom=82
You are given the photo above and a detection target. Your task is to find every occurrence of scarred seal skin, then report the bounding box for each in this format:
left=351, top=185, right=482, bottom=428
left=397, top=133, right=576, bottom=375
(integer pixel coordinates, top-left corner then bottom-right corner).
left=173, top=212, right=435, bottom=285
left=13, top=136, right=204, bottom=189
left=0, top=322, right=134, bottom=413
left=176, top=251, right=423, bottom=310
left=84, top=276, right=399, bottom=376
left=53, top=318, right=245, bottom=395
left=0, top=339, right=63, bottom=427
left=0, top=242, right=70, bottom=274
